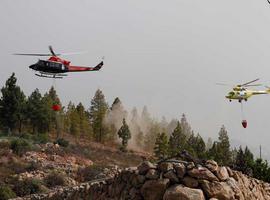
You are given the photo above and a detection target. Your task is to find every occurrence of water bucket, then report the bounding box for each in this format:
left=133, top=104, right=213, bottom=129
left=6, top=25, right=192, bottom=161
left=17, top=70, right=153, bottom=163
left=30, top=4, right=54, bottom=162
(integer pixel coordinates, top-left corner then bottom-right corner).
left=241, top=120, right=247, bottom=128
left=52, top=104, right=61, bottom=111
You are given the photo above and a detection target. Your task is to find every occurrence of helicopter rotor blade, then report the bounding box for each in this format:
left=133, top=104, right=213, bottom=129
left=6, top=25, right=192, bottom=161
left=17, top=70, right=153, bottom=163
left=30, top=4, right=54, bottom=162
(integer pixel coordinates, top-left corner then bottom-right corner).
left=216, top=83, right=232, bottom=86
left=60, top=51, right=87, bottom=56
left=241, top=78, right=260, bottom=86
left=13, top=53, right=55, bottom=56
left=244, top=84, right=262, bottom=87
left=49, top=45, right=58, bottom=56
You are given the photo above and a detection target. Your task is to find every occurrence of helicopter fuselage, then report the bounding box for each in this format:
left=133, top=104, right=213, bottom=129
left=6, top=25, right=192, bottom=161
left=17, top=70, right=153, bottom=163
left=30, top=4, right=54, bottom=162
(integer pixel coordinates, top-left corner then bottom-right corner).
left=14, top=46, right=104, bottom=78
left=226, top=88, right=269, bottom=102
left=29, top=56, right=103, bottom=75
left=30, top=59, right=68, bottom=73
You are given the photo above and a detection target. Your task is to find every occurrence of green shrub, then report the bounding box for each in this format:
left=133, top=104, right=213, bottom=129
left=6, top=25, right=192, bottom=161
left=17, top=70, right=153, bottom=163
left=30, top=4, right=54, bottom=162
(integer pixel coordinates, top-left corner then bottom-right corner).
left=44, top=171, right=65, bottom=188
left=26, top=161, right=41, bottom=172
left=8, top=160, right=28, bottom=174
left=13, top=178, right=42, bottom=197
left=0, top=185, right=16, bottom=200
left=10, top=139, right=31, bottom=156
left=20, top=133, right=32, bottom=140
left=54, top=138, right=69, bottom=147
left=0, top=131, right=8, bottom=137
left=33, top=134, right=49, bottom=144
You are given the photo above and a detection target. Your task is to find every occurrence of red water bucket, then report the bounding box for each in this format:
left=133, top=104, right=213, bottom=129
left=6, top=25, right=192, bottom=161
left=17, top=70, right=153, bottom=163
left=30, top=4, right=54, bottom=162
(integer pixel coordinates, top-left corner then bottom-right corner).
left=241, top=120, right=247, bottom=128
left=52, top=104, right=61, bottom=111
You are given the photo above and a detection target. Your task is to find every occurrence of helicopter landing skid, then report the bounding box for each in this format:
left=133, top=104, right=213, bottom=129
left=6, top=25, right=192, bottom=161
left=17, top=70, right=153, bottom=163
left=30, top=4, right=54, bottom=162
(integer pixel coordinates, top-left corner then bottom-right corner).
left=35, top=72, right=67, bottom=79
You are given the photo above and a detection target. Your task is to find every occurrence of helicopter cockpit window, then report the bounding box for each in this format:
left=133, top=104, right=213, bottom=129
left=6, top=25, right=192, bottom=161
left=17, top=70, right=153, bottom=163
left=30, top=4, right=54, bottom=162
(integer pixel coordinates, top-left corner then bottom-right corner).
left=38, top=60, right=46, bottom=66
left=229, top=92, right=235, bottom=96
left=49, top=62, right=62, bottom=69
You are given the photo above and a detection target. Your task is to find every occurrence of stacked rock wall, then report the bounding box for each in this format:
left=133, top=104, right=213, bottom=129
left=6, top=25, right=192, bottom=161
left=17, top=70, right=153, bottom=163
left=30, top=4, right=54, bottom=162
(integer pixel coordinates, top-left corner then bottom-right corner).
left=13, top=160, right=270, bottom=200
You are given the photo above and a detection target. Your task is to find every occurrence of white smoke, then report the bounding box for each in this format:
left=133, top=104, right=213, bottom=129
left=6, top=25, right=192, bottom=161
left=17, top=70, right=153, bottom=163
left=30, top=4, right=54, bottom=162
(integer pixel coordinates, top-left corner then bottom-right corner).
left=104, top=99, right=179, bottom=152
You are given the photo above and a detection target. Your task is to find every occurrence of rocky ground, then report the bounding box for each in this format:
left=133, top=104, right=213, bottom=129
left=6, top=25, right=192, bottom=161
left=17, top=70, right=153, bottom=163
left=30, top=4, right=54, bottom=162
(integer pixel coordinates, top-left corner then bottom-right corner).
left=2, top=137, right=270, bottom=200
left=11, top=159, right=270, bottom=200
left=0, top=138, right=150, bottom=199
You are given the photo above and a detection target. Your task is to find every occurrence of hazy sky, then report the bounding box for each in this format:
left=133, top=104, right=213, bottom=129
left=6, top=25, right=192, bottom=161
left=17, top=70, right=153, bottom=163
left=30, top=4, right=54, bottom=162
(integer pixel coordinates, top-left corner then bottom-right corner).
left=1, top=0, right=270, bottom=158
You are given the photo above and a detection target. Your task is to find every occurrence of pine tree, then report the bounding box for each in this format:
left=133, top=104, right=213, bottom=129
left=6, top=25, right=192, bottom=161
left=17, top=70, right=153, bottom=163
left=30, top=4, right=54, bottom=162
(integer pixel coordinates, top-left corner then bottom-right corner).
left=252, top=158, right=269, bottom=182
left=64, top=102, right=73, bottom=134
left=43, top=86, right=61, bottom=132
left=168, top=121, right=187, bottom=156
left=117, top=118, right=131, bottom=151
left=185, top=132, right=197, bottom=156
left=206, top=137, right=213, bottom=150
left=70, top=110, right=80, bottom=137
left=180, top=114, right=192, bottom=137
left=47, top=86, right=61, bottom=105
left=234, top=146, right=254, bottom=176
left=231, top=147, right=238, bottom=167
left=185, top=133, right=206, bottom=158
left=66, top=103, right=80, bottom=137
left=166, top=119, right=178, bottom=136
left=89, top=89, right=109, bottom=143
left=206, top=125, right=232, bottom=165
left=195, top=134, right=206, bottom=158
left=105, top=97, right=127, bottom=142
left=154, top=132, right=169, bottom=159
left=207, top=141, right=219, bottom=160
left=144, top=121, right=161, bottom=152
left=235, top=146, right=245, bottom=172
left=76, top=103, right=91, bottom=137
left=0, top=73, right=26, bottom=133
left=27, top=89, right=50, bottom=133
left=244, top=146, right=254, bottom=168
left=217, top=125, right=232, bottom=165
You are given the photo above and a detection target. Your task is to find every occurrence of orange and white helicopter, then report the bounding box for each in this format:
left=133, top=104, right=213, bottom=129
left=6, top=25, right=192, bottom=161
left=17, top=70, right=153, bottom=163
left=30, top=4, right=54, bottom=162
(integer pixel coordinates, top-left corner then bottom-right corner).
left=217, top=79, right=270, bottom=103
left=14, top=46, right=104, bottom=79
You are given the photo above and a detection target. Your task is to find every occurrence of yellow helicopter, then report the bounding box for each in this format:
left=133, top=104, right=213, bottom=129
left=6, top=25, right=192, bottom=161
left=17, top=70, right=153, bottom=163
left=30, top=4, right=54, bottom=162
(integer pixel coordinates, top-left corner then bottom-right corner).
left=217, top=78, right=270, bottom=103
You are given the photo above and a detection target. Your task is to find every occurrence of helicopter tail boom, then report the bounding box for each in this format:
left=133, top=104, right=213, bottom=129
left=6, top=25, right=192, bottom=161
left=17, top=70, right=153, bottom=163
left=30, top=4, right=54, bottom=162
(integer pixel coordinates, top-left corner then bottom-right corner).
left=251, top=87, right=270, bottom=95
left=68, top=61, right=103, bottom=72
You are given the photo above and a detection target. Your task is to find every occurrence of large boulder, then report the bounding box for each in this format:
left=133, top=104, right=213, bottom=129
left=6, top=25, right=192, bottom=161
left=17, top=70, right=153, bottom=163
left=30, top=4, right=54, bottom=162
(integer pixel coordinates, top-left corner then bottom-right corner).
left=158, top=162, right=174, bottom=172
left=226, top=177, right=245, bottom=200
left=164, top=170, right=179, bottom=183
left=138, top=161, right=156, bottom=175
left=205, top=160, right=218, bottom=173
left=188, top=167, right=219, bottom=182
left=141, top=179, right=170, bottom=200
left=174, top=163, right=186, bottom=178
left=182, top=176, right=199, bottom=188
left=186, top=162, right=195, bottom=170
left=200, top=180, right=235, bottom=200
left=163, top=185, right=205, bottom=200
left=216, top=167, right=229, bottom=181
left=145, top=169, right=159, bottom=180
left=130, top=174, right=146, bottom=188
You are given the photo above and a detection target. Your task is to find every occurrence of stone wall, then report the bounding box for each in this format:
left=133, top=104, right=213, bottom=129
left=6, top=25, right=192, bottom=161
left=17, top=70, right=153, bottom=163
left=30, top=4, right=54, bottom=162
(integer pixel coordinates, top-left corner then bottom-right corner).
left=12, top=159, right=270, bottom=200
